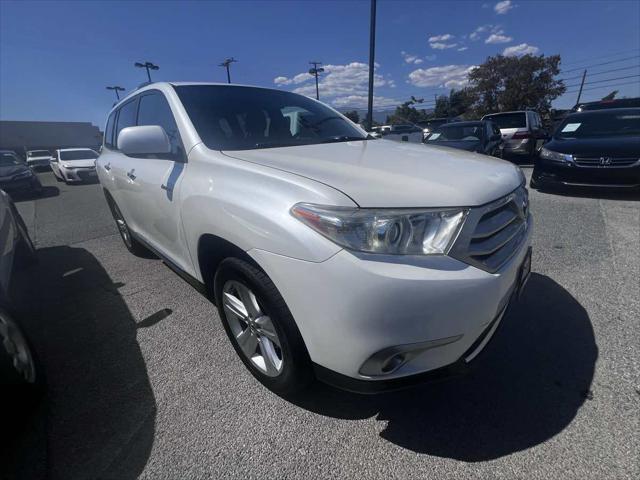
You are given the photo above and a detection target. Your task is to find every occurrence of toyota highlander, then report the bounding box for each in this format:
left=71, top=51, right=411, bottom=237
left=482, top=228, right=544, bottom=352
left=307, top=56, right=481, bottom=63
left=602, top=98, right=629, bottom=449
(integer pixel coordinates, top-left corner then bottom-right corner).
left=97, top=83, right=533, bottom=394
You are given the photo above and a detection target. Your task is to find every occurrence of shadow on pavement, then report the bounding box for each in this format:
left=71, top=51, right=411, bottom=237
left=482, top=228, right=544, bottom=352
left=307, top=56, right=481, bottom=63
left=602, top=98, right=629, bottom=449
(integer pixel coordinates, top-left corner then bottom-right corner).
left=10, top=245, right=156, bottom=479
left=533, top=185, right=640, bottom=201
left=290, top=273, right=597, bottom=462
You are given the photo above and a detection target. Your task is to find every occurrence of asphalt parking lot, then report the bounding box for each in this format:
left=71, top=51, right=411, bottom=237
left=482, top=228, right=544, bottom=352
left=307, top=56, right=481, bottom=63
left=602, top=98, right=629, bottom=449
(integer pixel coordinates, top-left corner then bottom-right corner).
left=5, top=169, right=639, bottom=479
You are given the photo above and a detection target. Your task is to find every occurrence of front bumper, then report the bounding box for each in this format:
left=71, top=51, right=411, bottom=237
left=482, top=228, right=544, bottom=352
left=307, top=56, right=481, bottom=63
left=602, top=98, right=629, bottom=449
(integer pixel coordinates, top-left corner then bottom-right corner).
left=26, top=159, right=50, bottom=169
left=249, top=224, right=533, bottom=385
left=533, top=160, right=640, bottom=188
left=60, top=166, right=98, bottom=182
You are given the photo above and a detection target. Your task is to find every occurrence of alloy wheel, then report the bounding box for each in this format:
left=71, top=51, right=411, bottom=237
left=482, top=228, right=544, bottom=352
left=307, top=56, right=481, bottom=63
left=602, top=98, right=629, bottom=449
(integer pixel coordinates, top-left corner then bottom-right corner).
left=0, top=312, right=36, bottom=384
left=222, top=280, right=283, bottom=377
left=112, top=203, right=133, bottom=248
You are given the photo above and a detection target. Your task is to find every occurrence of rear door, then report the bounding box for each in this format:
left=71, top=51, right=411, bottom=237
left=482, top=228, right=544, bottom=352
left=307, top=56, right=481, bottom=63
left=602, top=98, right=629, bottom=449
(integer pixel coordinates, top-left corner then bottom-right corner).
left=118, top=90, right=192, bottom=273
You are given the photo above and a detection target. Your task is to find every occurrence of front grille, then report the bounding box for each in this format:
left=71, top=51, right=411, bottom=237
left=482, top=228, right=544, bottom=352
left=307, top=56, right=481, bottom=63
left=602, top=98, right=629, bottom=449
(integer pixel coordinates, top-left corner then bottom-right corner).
left=449, top=185, right=530, bottom=273
left=574, top=156, right=639, bottom=168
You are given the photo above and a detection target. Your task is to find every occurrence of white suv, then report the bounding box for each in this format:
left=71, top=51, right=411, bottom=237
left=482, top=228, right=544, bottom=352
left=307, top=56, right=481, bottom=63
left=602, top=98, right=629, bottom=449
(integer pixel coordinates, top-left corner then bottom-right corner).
left=97, top=83, right=532, bottom=394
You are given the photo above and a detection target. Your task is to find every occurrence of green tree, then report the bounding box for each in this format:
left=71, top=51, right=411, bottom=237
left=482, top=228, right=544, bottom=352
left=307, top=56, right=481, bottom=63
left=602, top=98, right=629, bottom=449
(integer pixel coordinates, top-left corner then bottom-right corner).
left=387, top=96, right=430, bottom=124
left=468, top=54, right=565, bottom=117
left=343, top=110, right=360, bottom=123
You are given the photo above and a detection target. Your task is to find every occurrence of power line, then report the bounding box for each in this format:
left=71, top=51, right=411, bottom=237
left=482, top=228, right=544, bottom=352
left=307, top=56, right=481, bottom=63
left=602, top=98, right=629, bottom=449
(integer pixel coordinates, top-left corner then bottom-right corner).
left=561, top=48, right=640, bottom=67
left=564, top=79, right=640, bottom=95
left=559, top=64, right=640, bottom=82
left=562, top=55, right=640, bottom=73
left=564, top=73, right=640, bottom=89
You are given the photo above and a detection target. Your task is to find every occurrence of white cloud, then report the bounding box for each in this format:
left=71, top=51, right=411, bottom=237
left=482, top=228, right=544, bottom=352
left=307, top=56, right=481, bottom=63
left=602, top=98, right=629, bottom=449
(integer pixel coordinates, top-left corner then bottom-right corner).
left=503, top=43, right=539, bottom=56
left=332, top=95, right=401, bottom=109
left=430, top=42, right=458, bottom=50
left=408, top=64, right=476, bottom=89
left=428, top=33, right=454, bottom=42
left=469, top=25, right=489, bottom=41
left=401, top=51, right=424, bottom=65
left=425, top=54, right=437, bottom=61
left=274, top=62, right=392, bottom=100
left=273, top=76, right=291, bottom=85
left=494, top=1, right=514, bottom=14
left=485, top=33, right=513, bottom=44
left=457, top=46, right=469, bottom=51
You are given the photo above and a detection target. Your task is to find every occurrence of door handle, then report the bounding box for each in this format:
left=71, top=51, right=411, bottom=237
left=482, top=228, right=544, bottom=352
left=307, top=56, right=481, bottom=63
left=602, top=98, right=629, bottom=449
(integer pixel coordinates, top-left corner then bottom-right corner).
left=160, top=184, right=171, bottom=191
left=127, top=169, right=136, bottom=180
left=103, top=162, right=111, bottom=171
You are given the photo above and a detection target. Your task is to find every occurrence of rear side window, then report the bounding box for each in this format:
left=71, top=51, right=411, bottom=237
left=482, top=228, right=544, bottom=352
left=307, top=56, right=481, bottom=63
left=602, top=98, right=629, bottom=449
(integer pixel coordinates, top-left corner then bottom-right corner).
left=137, top=91, right=184, bottom=160
left=105, top=111, right=116, bottom=149
left=115, top=99, right=139, bottom=147
left=487, top=113, right=526, bottom=129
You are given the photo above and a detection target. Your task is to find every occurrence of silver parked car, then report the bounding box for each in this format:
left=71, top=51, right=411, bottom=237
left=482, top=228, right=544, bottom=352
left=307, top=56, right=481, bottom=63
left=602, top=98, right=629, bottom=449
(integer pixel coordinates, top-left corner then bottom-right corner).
left=482, top=111, right=547, bottom=159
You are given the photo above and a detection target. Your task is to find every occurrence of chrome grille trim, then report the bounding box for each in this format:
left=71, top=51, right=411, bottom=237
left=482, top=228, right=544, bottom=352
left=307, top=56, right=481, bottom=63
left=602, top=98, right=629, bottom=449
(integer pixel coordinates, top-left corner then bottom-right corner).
left=574, top=156, right=639, bottom=168
left=449, top=185, right=530, bottom=273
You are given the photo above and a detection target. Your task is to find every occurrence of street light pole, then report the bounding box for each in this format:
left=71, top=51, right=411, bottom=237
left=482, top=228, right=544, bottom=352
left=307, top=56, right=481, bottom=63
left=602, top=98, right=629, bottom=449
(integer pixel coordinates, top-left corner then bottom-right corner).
left=308, top=61, right=324, bottom=100
left=106, top=86, right=126, bottom=100
left=219, top=57, right=238, bottom=83
left=134, top=61, right=159, bottom=82
left=366, top=0, right=377, bottom=130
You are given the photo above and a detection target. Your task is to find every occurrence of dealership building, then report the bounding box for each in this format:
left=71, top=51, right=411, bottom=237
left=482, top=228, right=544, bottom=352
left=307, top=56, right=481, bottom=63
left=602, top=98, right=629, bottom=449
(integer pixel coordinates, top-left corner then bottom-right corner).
left=0, top=120, right=103, bottom=158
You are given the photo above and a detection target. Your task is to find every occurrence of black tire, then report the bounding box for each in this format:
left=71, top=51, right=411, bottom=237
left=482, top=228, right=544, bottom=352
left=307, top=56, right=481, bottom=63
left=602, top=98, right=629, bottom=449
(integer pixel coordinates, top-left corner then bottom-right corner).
left=0, top=308, right=44, bottom=391
left=106, top=196, right=153, bottom=257
left=214, top=257, right=313, bottom=395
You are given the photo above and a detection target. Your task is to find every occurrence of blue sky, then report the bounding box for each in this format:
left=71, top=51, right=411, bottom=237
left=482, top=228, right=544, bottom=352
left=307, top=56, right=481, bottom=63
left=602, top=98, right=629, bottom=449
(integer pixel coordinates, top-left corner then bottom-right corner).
left=1, top=0, right=639, bottom=128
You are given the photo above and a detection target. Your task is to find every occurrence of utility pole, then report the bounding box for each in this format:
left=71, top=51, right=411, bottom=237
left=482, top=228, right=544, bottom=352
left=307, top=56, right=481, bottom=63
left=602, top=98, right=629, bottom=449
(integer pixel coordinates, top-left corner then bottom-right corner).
left=134, top=61, right=159, bottom=82
left=219, top=57, right=237, bottom=84
left=308, top=61, right=324, bottom=100
left=575, top=69, right=587, bottom=106
left=106, top=86, right=125, bottom=100
left=366, top=0, right=377, bottom=130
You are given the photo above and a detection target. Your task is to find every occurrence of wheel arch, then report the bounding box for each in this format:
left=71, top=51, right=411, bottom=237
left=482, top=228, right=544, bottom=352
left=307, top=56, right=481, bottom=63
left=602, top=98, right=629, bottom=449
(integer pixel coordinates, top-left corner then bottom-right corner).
left=196, top=233, right=262, bottom=294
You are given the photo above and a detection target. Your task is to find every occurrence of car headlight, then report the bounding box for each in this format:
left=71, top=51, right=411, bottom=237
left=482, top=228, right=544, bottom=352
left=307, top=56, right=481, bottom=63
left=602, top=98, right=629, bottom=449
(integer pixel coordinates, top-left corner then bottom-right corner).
left=291, top=203, right=468, bottom=255
left=13, top=170, right=33, bottom=179
left=540, top=147, right=573, bottom=163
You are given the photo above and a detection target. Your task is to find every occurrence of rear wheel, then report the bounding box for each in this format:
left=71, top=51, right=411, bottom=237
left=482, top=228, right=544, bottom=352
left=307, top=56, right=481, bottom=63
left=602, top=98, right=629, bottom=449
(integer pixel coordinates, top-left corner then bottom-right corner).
left=106, top=197, right=152, bottom=257
left=214, top=258, right=313, bottom=395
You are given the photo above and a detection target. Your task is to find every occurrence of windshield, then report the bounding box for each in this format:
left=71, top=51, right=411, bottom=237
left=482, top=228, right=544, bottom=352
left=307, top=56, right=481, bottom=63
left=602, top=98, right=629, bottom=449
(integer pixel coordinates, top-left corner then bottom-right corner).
left=556, top=109, right=640, bottom=138
left=426, top=124, right=482, bottom=142
left=174, top=85, right=367, bottom=150
left=60, top=149, right=98, bottom=160
left=27, top=150, right=50, bottom=157
left=0, top=152, right=23, bottom=166
left=485, top=112, right=526, bottom=129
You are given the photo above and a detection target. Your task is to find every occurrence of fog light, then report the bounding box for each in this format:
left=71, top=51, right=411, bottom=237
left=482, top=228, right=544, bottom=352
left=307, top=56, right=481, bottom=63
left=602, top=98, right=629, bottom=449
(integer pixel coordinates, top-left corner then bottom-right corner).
left=381, top=353, right=406, bottom=373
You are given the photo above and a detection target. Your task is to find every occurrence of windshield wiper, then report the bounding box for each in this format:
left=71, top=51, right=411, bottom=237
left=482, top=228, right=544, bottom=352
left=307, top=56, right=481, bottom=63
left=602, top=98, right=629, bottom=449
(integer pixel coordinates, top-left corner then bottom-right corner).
left=319, top=136, right=367, bottom=144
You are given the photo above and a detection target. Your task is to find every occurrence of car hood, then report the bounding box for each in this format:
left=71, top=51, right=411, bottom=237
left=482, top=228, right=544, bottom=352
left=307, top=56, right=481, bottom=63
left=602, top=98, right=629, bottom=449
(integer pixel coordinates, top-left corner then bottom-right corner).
left=60, top=159, right=96, bottom=168
left=222, top=139, right=521, bottom=207
left=0, top=164, right=30, bottom=178
left=546, top=135, right=640, bottom=157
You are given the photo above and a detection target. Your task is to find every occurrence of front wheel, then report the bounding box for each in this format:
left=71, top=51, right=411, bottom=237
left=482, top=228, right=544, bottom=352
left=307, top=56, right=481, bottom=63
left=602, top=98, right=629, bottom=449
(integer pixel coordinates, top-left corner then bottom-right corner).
left=214, top=258, right=313, bottom=395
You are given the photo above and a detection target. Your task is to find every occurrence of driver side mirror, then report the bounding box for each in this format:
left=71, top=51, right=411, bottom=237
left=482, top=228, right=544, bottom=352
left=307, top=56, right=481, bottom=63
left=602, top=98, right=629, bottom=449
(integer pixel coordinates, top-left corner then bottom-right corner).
left=118, top=125, right=171, bottom=156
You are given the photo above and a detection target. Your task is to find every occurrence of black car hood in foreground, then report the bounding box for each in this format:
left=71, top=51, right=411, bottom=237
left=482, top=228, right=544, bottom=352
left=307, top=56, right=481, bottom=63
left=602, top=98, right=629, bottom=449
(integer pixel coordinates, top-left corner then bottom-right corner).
left=427, top=140, right=480, bottom=152
left=0, top=164, right=30, bottom=179
left=546, top=135, right=640, bottom=157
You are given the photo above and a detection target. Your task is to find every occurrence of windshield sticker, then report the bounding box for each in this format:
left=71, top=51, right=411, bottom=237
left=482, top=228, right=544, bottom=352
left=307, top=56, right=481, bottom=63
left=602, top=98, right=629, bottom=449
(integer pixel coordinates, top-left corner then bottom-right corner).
left=561, top=123, right=581, bottom=132
left=428, top=133, right=441, bottom=140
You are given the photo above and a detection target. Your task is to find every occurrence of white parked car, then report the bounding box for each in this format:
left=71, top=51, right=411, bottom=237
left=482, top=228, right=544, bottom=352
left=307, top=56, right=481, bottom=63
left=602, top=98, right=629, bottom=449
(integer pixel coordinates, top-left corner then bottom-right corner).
left=51, top=148, right=99, bottom=183
left=25, top=150, right=52, bottom=170
left=97, top=83, right=532, bottom=394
